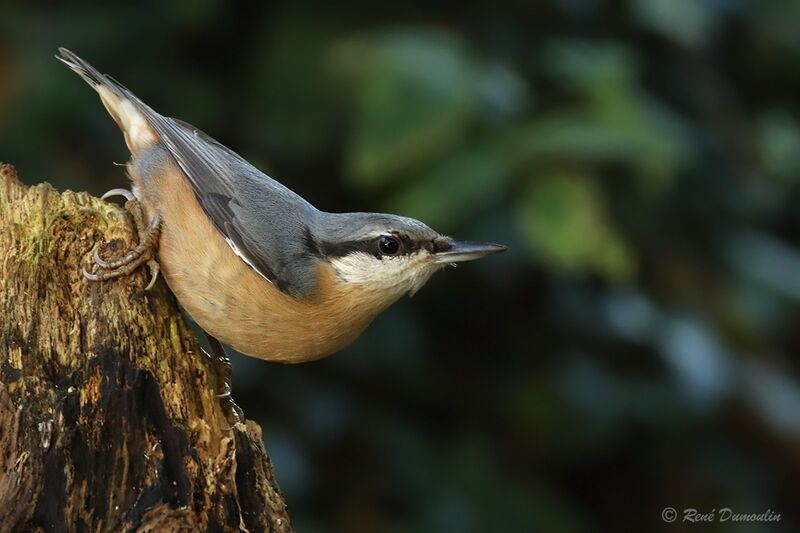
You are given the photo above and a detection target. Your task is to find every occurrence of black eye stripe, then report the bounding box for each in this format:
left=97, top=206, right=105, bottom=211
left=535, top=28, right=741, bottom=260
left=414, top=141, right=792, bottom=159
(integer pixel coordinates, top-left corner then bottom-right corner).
left=317, top=234, right=420, bottom=258
left=317, top=239, right=376, bottom=258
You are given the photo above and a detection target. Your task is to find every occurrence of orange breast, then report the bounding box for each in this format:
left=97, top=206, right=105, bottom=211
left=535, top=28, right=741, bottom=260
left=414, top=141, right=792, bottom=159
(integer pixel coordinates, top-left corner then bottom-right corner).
left=131, top=158, right=391, bottom=363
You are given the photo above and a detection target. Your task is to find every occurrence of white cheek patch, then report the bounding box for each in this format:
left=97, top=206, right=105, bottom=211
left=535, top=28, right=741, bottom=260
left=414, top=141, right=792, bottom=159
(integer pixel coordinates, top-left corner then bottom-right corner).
left=331, top=252, right=406, bottom=286
left=330, top=252, right=441, bottom=296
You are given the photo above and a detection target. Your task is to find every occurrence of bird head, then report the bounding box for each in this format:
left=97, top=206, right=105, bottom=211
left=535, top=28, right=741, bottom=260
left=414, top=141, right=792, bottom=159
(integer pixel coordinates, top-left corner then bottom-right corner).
left=315, top=212, right=506, bottom=300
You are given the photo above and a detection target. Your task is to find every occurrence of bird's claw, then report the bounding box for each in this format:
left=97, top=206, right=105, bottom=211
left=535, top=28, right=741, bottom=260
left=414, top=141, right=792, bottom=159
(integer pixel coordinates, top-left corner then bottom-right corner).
left=144, top=259, right=160, bottom=291
left=101, top=187, right=136, bottom=202
left=92, top=247, right=111, bottom=268
left=203, top=335, right=245, bottom=427
left=82, top=268, right=99, bottom=281
left=84, top=194, right=162, bottom=289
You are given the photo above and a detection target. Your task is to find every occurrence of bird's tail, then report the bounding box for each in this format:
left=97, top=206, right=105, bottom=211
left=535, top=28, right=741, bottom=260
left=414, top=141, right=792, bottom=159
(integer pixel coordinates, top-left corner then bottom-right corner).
left=56, top=48, right=158, bottom=154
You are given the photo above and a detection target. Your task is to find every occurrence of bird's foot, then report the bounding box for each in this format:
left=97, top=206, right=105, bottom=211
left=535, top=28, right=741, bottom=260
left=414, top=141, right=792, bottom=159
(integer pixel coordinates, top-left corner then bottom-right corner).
left=205, top=332, right=245, bottom=427
left=83, top=188, right=162, bottom=289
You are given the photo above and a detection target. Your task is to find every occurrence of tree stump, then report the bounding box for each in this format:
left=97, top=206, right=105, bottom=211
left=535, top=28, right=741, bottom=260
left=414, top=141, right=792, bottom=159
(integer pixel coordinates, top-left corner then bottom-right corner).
left=0, top=164, right=291, bottom=532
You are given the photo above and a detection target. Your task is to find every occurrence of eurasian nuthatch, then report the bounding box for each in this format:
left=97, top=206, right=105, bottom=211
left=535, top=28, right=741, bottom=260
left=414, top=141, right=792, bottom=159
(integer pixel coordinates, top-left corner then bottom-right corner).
left=57, top=48, right=505, bottom=419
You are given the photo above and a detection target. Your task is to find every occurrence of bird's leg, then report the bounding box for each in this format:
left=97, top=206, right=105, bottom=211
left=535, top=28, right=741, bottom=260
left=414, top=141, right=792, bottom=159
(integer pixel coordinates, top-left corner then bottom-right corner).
left=203, top=331, right=244, bottom=426
left=84, top=188, right=161, bottom=289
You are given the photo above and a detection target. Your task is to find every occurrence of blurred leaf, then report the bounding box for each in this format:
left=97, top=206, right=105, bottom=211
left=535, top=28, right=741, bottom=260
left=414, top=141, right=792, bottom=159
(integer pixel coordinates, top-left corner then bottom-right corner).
left=477, top=61, right=530, bottom=122
left=537, top=42, right=690, bottom=192
left=657, top=314, right=732, bottom=412
left=386, top=141, right=511, bottom=229
left=516, top=173, right=635, bottom=280
left=518, top=110, right=687, bottom=192
left=632, top=0, right=719, bottom=49
left=758, top=110, right=800, bottom=185
left=727, top=231, right=800, bottom=303
left=341, top=30, right=478, bottom=187
left=742, top=359, right=800, bottom=439
left=542, top=41, right=637, bottom=90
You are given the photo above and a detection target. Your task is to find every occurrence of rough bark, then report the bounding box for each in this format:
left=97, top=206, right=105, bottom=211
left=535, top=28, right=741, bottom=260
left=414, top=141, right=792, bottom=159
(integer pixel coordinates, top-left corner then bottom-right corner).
left=0, top=164, right=292, bottom=532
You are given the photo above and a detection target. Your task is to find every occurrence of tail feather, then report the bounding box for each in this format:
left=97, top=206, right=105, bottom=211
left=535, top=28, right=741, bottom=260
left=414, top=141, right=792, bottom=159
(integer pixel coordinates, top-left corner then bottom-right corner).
left=57, top=48, right=105, bottom=88
left=57, top=48, right=158, bottom=153
left=56, top=48, right=132, bottom=100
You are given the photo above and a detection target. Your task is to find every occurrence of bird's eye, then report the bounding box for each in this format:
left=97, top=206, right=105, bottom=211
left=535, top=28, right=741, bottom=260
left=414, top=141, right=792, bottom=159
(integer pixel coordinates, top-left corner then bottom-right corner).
left=378, top=235, right=400, bottom=255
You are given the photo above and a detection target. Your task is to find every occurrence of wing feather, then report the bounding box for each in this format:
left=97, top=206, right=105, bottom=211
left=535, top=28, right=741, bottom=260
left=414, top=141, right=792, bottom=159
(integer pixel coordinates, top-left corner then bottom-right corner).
left=145, top=116, right=287, bottom=283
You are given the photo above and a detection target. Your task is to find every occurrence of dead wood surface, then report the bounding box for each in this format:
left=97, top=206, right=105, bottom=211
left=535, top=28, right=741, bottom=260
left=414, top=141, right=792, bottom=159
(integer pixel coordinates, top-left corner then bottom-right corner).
left=0, top=164, right=291, bottom=532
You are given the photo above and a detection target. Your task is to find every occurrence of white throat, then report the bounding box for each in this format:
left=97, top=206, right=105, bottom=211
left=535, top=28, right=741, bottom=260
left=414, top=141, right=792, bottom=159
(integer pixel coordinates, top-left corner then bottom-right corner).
left=330, top=252, right=441, bottom=297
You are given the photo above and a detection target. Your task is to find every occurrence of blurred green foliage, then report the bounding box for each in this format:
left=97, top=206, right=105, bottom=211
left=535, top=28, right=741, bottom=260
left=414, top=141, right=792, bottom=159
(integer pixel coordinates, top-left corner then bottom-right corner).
left=2, top=0, right=800, bottom=531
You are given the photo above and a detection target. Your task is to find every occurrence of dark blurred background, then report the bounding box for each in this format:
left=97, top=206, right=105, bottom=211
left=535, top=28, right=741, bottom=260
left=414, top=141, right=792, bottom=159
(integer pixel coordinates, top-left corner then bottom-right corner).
left=2, top=1, right=800, bottom=531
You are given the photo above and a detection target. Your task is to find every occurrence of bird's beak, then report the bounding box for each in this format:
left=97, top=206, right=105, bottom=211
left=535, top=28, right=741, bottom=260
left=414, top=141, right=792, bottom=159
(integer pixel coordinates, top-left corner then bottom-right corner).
left=433, top=239, right=507, bottom=264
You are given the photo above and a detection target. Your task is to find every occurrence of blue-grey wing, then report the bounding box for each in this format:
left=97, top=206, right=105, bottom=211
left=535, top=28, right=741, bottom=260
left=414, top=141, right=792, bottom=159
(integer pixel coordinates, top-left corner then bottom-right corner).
left=143, top=114, right=319, bottom=296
